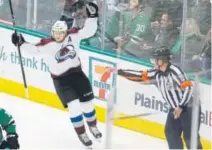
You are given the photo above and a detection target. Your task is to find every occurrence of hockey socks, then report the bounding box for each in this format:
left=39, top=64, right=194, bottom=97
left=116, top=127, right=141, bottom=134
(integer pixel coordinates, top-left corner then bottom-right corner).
left=81, top=101, right=102, bottom=139
left=68, top=100, right=86, bottom=134
left=67, top=100, right=92, bottom=146
left=70, top=114, right=86, bottom=134
left=81, top=101, right=97, bottom=126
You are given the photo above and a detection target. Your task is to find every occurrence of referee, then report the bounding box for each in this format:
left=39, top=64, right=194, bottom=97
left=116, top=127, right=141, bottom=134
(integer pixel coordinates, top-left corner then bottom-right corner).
left=115, top=46, right=202, bottom=149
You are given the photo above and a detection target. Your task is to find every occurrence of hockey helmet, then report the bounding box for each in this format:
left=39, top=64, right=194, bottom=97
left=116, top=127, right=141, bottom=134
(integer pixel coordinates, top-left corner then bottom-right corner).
left=51, top=20, right=68, bottom=42
left=151, top=46, right=172, bottom=62
left=51, top=20, right=68, bottom=34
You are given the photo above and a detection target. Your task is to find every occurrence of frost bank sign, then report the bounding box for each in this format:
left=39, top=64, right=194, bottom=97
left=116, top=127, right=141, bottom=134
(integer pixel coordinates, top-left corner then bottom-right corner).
left=0, top=46, right=50, bottom=73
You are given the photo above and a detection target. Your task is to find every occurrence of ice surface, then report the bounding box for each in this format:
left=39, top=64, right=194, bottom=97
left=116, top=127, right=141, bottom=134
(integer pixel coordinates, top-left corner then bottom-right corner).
left=0, top=93, right=167, bottom=149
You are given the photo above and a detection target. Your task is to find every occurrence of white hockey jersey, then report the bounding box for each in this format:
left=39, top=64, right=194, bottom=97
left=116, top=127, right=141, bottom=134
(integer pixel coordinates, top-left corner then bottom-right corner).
left=21, top=18, right=98, bottom=76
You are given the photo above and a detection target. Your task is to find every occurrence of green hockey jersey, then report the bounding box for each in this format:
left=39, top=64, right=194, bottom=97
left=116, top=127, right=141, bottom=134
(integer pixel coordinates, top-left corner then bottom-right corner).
left=0, top=108, right=16, bottom=143
left=86, top=11, right=152, bottom=51
left=121, top=11, right=152, bottom=51
left=86, top=12, right=121, bottom=49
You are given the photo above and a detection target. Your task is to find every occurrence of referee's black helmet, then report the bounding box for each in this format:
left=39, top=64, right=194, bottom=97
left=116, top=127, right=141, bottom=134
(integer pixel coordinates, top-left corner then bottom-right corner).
left=151, top=46, right=172, bottom=61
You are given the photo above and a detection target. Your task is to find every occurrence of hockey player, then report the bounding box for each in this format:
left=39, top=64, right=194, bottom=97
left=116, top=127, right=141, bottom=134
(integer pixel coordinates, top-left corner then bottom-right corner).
left=0, top=108, right=20, bottom=149
left=112, top=46, right=202, bottom=149
left=11, top=2, right=101, bottom=147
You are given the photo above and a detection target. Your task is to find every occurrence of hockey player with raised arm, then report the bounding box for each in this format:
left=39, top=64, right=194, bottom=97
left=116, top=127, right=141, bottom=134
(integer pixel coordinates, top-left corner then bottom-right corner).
left=113, top=46, right=202, bottom=149
left=11, top=2, right=101, bottom=147
left=0, top=108, right=20, bottom=149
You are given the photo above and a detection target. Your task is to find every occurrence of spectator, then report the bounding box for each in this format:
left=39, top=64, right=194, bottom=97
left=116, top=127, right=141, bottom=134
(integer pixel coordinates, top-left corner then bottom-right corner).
left=171, top=18, right=205, bottom=65
left=134, top=0, right=154, bottom=18
left=61, top=0, right=97, bottom=29
left=60, top=0, right=82, bottom=29
left=199, top=29, right=211, bottom=79
left=151, top=12, right=179, bottom=51
left=35, top=0, right=64, bottom=32
left=188, top=29, right=211, bottom=80
left=71, top=0, right=98, bottom=30
left=114, top=0, right=152, bottom=58
left=151, top=0, right=183, bottom=28
left=71, top=1, right=87, bottom=29
left=191, top=0, right=211, bottom=35
left=186, top=0, right=198, bottom=17
left=107, top=0, right=129, bottom=17
left=86, top=0, right=129, bottom=49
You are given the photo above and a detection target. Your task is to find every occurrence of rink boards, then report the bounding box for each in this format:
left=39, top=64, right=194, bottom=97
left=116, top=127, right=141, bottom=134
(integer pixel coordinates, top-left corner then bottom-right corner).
left=0, top=23, right=211, bottom=148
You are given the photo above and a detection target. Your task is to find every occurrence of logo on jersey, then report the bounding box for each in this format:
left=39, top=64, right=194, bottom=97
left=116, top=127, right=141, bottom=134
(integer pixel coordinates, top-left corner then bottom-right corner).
left=55, top=44, right=76, bottom=63
left=89, top=57, right=117, bottom=102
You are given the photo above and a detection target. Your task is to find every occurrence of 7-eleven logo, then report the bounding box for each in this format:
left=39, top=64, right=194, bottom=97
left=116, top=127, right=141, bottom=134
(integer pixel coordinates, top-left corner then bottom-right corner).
left=89, top=57, right=116, bottom=101
left=94, top=65, right=112, bottom=100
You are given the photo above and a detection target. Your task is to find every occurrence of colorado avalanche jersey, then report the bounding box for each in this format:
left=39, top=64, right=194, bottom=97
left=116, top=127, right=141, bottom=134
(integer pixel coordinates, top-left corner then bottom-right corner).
left=21, top=18, right=98, bottom=76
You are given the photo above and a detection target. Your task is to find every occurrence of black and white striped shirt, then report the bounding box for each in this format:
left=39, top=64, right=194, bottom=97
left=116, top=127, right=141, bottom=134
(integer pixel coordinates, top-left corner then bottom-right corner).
left=118, top=63, right=193, bottom=109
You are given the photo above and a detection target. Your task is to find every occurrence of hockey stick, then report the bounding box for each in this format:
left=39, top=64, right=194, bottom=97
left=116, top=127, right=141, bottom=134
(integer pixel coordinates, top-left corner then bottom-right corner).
left=8, top=0, right=29, bottom=99
left=112, top=112, right=158, bottom=120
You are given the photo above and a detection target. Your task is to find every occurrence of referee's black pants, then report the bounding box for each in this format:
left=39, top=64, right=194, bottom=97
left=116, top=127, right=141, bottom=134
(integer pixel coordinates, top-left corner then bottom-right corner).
left=165, top=106, right=202, bottom=149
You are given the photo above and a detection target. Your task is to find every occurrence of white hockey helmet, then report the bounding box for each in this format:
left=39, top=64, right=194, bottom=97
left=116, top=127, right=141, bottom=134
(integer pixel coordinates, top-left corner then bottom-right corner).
left=51, top=20, right=68, bottom=36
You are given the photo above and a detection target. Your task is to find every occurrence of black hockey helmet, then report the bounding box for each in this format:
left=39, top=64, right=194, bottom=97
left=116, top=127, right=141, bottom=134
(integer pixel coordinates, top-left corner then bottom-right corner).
left=151, top=46, right=172, bottom=61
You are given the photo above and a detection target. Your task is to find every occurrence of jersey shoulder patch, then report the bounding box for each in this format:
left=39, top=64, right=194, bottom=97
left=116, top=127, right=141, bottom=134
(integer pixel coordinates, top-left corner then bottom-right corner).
left=36, top=37, right=54, bottom=46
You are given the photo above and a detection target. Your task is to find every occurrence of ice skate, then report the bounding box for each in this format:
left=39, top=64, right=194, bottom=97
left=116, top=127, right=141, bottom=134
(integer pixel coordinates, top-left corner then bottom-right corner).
left=89, top=126, right=102, bottom=141
left=78, top=132, right=93, bottom=148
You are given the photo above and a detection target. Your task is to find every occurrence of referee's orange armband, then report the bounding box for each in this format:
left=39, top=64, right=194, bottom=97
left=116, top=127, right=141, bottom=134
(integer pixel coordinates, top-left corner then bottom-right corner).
left=141, top=71, right=149, bottom=83
left=180, top=80, right=193, bottom=89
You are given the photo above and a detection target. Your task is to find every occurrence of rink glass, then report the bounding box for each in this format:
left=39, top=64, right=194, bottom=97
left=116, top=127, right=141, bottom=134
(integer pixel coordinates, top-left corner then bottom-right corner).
left=0, top=0, right=211, bottom=149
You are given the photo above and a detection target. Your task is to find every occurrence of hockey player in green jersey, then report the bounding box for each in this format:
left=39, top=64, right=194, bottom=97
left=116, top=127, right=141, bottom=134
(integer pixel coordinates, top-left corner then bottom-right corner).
left=0, top=108, right=19, bottom=149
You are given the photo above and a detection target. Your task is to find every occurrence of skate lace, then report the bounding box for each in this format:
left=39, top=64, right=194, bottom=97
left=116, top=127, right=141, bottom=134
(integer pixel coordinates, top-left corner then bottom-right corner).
left=90, top=126, right=99, bottom=135
left=80, top=133, right=90, bottom=142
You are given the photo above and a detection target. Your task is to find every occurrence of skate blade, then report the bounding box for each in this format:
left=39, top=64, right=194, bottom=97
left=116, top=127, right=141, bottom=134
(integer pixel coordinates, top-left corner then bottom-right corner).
left=85, top=145, right=93, bottom=149
left=95, top=137, right=102, bottom=143
left=90, top=134, right=102, bottom=143
left=80, top=142, right=93, bottom=149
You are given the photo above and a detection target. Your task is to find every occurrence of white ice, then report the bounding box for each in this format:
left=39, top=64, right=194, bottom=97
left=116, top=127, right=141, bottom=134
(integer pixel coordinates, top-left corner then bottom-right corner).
left=0, top=93, right=168, bottom=149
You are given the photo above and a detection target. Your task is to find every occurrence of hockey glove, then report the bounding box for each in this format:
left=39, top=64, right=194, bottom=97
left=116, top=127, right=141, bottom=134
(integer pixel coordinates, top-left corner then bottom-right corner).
left=86, top=2, right=98, bottom=18
left=11, top=32, right=25, bottom=47
left=0, top=140, right=9, bottom=149
left=6, top=133, right=20, bottom=149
